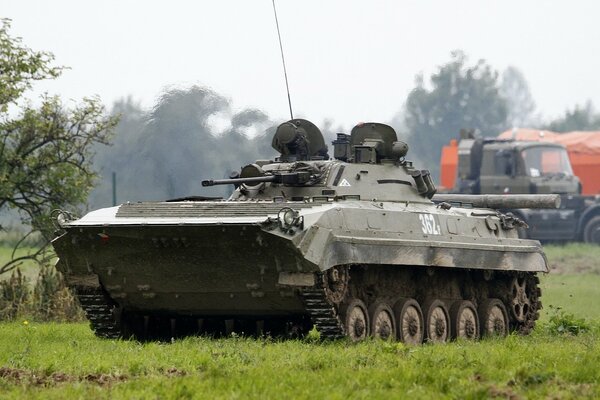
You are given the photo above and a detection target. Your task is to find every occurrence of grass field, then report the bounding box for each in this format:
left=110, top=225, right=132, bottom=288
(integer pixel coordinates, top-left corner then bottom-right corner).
left=0, top=243, right=598, bottom=398
left=540, top=274, right=600, bottom=321
left=0, top=322, right=598, bottom=399
left=544, top=243, right=600, bottom=274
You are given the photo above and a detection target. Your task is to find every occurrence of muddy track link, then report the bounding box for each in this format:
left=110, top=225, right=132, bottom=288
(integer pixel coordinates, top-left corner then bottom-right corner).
left=74, top=286, right=121, bottom=339
left=300, top=286, right=345, bottom=339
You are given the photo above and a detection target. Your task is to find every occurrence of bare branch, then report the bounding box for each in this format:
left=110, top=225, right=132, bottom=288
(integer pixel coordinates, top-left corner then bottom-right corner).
left=0, top=243, right=47, bottom=275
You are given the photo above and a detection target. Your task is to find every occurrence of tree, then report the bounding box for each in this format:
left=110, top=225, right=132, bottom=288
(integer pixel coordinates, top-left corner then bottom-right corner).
left=545, top=101, right=600, bottom=132
left=124, top=86, right=226, bottom=200
left=0, top=19, right=117, bottom=275
left=500, top=66, right=536, bottom=128
left=404, top=51, right=508, bottom=180
left=87, top=86, right=279, bottom=207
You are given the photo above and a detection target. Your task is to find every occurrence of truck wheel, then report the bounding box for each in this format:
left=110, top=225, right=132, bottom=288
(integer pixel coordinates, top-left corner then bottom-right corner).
left=583, top=216, right=600, bottom=244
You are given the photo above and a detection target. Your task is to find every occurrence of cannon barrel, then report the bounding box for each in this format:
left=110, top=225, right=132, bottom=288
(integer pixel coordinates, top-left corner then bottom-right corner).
left=432, top=194, right=561, bottom=209
left=202, top=175, right=277, bottom=187
left=202, top=171, right=314, bottom=187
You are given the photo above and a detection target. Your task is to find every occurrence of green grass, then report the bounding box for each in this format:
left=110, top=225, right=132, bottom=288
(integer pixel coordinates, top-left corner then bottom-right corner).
left=0, top=322, right=597, bottom=399
left=540, top=274, right=600, bottom=321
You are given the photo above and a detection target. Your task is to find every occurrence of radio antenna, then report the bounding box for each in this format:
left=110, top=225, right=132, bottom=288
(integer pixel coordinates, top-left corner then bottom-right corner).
left=271, top=0, right=294, bottom=120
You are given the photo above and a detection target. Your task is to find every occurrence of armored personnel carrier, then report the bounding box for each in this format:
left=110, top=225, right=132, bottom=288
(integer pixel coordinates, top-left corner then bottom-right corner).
left=52, top=119, right=557, bottom=343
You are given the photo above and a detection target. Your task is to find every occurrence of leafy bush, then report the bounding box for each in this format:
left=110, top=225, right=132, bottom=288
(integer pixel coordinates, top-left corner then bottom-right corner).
left=545, top=305, right=590, bottom=335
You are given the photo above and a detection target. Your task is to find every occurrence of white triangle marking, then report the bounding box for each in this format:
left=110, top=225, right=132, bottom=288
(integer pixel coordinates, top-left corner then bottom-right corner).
left=339, top=178, right=351, bottom=187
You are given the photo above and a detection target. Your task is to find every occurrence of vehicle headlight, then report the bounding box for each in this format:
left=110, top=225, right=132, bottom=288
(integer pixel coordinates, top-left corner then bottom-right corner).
left=278, top=207, right=302, bottom=231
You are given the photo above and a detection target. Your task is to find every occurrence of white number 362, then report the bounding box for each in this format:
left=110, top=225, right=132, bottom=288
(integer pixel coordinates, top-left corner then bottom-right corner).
left=418, top=213, right=441, bottom=235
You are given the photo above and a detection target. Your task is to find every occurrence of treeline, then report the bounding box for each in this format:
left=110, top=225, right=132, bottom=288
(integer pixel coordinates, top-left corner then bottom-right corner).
left=88, top=51, right=600, bottom=208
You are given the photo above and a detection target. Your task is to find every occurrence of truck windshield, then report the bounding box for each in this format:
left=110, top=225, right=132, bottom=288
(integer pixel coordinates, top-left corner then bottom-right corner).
left=521, top=146, right=573, bottom=177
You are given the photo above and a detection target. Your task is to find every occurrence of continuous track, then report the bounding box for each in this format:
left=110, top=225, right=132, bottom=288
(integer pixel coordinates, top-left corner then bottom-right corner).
left=300, top=286, right=345, bottom=339
left=74, top=286, right=121, bottom=339
left=69, top=269, right=541, bottom=342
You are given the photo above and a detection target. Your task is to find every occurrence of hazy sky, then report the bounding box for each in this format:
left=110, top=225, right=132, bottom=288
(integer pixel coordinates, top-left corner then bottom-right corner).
left=3, top=0, right=600, bottom=131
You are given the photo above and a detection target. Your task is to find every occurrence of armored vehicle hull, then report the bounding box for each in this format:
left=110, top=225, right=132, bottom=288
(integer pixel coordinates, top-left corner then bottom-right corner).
left=53, top=120, right=553, bottom=342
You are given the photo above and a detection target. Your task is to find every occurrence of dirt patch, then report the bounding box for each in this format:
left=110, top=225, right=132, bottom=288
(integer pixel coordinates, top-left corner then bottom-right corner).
left=0, top=365, right=188, bottom=387
left=488, top=385, right=521, bottom=400
left=164, top=367, right=187, bottom=377
left=82, top=373, right=129, bottom=386
left=0, top=366, right=127, bottom=387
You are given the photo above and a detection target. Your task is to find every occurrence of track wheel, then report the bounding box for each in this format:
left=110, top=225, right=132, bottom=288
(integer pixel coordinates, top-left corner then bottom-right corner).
left=368, top=302, right=396, bottom=340
left=423, top=300, right=450, bottom=343
left=393, top=298, right=424, bottom=345
left=478, top=299, right=509, bottom=337
left=506, top=273, right=542, bottom=335
left=340, top=299, right=369, bottom=341
left=450, top=300, right=479, bottom=340
left=510, top=275, right=532, bottom=322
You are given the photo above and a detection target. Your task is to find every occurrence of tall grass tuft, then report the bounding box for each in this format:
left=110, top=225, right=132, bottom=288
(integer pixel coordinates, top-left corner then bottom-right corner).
left=32, top=265, right=84, bottom=322
left=0, top=269, right=31, bottom=319
left=0, top=265, right=84, bottom=322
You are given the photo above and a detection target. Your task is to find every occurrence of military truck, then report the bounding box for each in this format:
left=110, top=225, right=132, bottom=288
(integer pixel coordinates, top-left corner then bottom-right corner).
left=440, top=130, right=600, bottom=243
